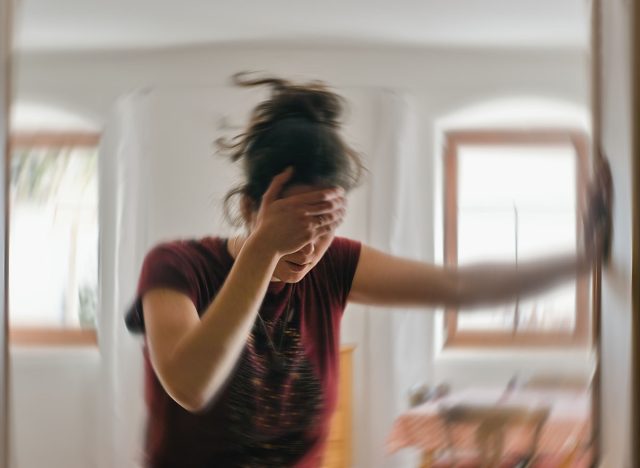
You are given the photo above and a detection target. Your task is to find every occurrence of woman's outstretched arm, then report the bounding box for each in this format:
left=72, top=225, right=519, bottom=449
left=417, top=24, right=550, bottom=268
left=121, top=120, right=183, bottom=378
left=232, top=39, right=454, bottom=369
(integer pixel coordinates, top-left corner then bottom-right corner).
left=349, top=157, right=612, bottom=309
left=348, top=246, right=589, bottom=308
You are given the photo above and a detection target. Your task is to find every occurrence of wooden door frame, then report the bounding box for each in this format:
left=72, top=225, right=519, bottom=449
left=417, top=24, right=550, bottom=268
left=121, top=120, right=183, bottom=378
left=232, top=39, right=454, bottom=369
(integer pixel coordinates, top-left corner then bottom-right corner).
left=631, top=0, right=640, bottom=465
left=1, top=0, right=10, bottom=466
left=593, top=0, right=640, bottom=465
left=590, top=0, right=603, bottom=463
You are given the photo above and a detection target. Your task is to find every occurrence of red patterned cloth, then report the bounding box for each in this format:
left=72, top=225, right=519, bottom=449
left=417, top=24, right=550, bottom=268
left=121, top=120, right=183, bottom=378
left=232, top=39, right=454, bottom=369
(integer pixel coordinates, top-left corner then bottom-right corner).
left=387, top=387, right=591, bottom=465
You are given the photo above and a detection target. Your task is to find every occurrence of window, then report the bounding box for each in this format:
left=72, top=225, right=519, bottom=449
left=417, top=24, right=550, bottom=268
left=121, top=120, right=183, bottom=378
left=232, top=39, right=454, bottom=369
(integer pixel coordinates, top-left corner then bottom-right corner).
left=443, top=130, right=590, bottom=347
left=9, top=132, right=99, bottom=346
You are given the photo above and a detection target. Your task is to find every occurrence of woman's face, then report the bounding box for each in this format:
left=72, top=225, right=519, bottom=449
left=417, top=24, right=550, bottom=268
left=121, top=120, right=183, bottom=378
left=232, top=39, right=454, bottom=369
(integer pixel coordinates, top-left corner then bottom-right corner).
left=250, top=183, right=338, bottom=283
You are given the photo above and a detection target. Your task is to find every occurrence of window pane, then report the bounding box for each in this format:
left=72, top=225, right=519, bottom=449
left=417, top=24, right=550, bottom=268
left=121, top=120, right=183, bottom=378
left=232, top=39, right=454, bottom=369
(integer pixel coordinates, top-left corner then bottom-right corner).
left=9, top=146, right=98, bottom=328
left=517, top=281, right=576, bottom=332
left=456, top=143, right=577, bottom=334
left=458, top=145, right=576, bottom=209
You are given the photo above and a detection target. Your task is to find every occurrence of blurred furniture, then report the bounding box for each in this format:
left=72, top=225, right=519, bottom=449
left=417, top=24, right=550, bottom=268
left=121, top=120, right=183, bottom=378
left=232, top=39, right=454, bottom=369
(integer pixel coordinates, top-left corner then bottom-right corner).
left=522, top=373, right=592, bottom=392
left=409, top=383, right=451, bottom=408
left=435, top=404, right=549, bottom=467
left=387, top=386, right=591, bottom=467
left=322, top=345, right=355, bottom=468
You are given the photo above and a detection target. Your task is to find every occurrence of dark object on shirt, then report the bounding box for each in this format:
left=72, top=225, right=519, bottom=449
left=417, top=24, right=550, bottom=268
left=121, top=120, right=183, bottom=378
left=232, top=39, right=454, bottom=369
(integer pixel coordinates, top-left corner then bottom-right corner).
left=125, top=236, right=361, bottom=468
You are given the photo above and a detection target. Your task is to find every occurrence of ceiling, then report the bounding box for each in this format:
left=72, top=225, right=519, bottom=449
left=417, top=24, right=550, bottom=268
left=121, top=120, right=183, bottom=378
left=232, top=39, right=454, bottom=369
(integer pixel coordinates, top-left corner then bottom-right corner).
left=13, top=0, right=590, bottom=52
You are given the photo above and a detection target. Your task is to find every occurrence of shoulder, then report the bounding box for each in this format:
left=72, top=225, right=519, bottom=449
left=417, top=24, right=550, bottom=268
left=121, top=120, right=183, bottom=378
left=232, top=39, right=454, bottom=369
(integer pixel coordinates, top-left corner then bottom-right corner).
left=315, top=236, right=362, bottom=306
left=320, top=236, right=362, bottom=271
left=127, top=236, right=227, bottom=334
left=139, top=236, right=232, bottom=291
left=326, top=236, right=362, bottom=258
left=137, top=235, right=230, bottom=300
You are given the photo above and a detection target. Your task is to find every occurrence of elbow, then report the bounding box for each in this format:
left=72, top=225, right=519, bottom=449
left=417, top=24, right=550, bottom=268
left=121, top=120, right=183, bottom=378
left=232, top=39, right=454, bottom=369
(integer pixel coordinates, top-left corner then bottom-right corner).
left=164, top=370, right=228, bottom=413
left=158, top=349, right=231, bottom=413
left=169, top=385, right=209, bottom=413
left=181, top=398, right=208, bottom=414
left=159, top=367, right=212, bottom=413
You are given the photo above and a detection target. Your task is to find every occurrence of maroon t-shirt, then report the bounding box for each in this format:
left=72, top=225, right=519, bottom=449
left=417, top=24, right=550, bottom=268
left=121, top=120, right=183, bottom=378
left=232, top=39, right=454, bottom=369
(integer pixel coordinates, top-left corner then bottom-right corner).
left=126, top=236, right=361, bottom=468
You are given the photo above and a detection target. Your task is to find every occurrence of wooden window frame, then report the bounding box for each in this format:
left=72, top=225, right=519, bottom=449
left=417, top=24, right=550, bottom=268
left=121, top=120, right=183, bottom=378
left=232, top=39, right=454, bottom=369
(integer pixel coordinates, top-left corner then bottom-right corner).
left=8, top=131, right=100, bottom=347
left=443, top=129, right=591, bottom=348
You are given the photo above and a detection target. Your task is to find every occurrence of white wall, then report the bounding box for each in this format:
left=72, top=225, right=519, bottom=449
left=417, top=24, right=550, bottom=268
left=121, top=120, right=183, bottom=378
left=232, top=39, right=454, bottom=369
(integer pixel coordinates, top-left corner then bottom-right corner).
left=10, top=44, right=590, bottom=468
left=9, top=349, right=100, bottom=468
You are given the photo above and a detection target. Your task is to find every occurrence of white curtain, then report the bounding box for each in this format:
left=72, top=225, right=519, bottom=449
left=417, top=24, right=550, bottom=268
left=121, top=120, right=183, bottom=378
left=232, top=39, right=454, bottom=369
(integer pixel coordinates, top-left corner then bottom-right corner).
left=355, top=91, right=432, bottom=468
left=97, top=91, right=151, bottom=468
left=96, top=87, right=432, bottom=468
left=97, top=86, right=265, bottom=468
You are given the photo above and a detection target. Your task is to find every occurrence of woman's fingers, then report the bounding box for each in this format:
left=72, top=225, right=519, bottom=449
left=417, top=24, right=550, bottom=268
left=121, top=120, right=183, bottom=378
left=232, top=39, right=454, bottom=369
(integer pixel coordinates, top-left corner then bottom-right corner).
left=304, top=197, right=347, bottom=216
left=314, top=208, right=346, bottom=228
left=261, top=167, right=294, bottom=207
left=284, top=187, right=345, bottom=207
left=316, top=218, right=344, bottom=236
left=281, top=186, right=347, bottom=232
left=312, top=208, right=346, bottom=241
left=596, top=152, right=613, bottom=189
left=588, top=152, right=614, bottom=262
left=255, top=177, right=347, bottom=254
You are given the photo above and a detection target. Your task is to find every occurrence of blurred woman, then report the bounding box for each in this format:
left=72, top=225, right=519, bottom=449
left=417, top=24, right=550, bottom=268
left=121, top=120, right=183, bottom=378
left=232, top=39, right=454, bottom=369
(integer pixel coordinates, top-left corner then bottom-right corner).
left=125, top=73, right=612, bottom=468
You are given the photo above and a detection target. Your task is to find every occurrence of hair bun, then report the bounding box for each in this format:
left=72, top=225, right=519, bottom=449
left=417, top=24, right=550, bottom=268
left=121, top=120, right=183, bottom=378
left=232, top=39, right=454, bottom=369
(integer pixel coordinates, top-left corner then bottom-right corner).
left=232, top=72, right=343, bottom=127
left=220, top=72, right=365, bottom=228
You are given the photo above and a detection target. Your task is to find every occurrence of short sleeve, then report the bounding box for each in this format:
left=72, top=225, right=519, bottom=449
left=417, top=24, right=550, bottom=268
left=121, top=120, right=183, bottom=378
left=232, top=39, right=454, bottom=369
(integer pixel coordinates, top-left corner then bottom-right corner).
left=325, top=236, right=362, bottom=308
left=125, top=243, right=200, bottom=334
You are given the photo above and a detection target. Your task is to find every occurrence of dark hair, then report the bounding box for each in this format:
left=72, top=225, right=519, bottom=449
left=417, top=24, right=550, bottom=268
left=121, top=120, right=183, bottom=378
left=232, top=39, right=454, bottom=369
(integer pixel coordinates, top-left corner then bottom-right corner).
left=218, top=72, right=365, bottom=227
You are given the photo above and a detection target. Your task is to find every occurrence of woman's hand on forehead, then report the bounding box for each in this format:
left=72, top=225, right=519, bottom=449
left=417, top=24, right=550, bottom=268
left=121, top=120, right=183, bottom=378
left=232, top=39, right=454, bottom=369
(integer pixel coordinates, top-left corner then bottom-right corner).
left=281, top=186, right=345, bottom=205
left=281, top=187, right=347, bottom=217
left=251, top=173, right=346, bottom=257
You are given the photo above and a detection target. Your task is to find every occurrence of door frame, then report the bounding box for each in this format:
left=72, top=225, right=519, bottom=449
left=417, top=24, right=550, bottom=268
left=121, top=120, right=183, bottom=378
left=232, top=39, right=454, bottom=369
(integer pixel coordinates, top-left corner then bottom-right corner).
left=0, top=0, right=11, bottom=466
left=592, top=0, right=640, bottom=465
left=631, top=0, right=640, bottom=465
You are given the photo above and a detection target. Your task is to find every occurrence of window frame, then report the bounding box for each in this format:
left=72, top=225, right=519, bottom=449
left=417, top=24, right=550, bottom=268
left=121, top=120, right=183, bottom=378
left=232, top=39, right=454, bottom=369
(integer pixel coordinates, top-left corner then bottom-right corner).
left=443, top=129, right=591, bottom=348
left=8, top=131, right=100, bottom=347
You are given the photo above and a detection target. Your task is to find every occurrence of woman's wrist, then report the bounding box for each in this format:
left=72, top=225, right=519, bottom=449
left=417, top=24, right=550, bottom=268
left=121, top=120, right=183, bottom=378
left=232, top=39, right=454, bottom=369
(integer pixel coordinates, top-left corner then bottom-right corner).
left=243, top=231, right=282, bottom=263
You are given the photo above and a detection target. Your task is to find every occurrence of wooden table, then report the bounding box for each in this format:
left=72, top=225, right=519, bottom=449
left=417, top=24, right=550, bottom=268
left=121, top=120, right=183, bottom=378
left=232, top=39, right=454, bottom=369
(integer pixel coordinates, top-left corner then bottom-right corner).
left=386, top=387, right=591, bottom=467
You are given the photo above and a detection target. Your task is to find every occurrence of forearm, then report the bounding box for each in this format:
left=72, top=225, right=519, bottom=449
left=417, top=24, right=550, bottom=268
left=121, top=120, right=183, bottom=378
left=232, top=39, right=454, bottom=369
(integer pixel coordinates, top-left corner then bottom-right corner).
left=455, top=252, right=590, bottom=308
left=168, top=235, right=279, bottom=410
